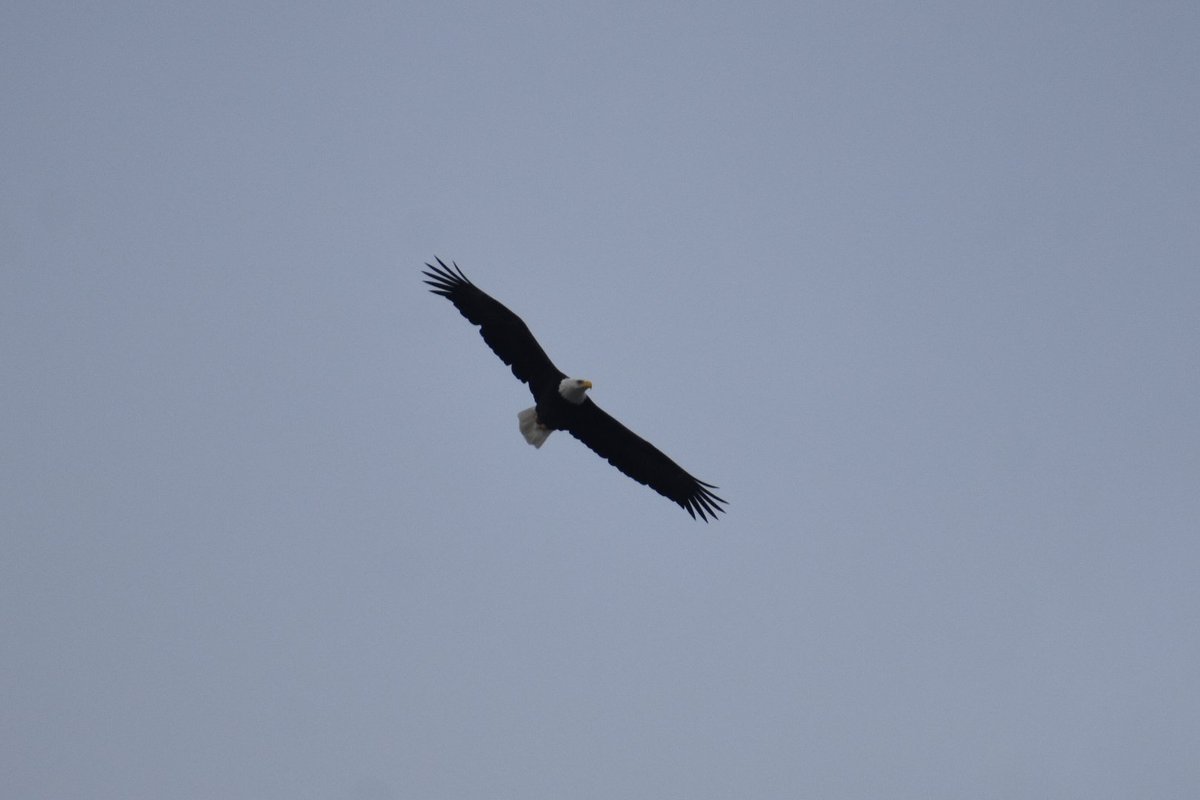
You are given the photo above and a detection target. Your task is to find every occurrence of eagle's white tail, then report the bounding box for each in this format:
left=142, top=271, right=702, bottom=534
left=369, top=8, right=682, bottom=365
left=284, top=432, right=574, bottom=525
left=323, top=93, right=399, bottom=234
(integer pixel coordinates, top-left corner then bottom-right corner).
left=517, top=407, right=552, bottom=448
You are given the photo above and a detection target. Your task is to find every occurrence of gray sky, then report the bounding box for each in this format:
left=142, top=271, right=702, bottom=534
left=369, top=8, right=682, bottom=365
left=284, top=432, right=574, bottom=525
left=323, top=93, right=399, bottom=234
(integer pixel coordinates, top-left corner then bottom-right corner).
left=4, top=2, right=1198, bottom=798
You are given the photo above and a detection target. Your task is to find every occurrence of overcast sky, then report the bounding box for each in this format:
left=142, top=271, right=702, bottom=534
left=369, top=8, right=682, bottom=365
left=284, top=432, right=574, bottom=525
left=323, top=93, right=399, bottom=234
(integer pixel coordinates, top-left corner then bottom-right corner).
left=4, top=2, right=1199, bottom=798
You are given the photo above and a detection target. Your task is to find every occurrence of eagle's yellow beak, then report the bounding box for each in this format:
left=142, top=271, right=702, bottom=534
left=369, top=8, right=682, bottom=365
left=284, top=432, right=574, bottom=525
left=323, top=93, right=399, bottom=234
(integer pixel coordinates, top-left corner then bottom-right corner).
left=582, top=380, right=593, bottom=389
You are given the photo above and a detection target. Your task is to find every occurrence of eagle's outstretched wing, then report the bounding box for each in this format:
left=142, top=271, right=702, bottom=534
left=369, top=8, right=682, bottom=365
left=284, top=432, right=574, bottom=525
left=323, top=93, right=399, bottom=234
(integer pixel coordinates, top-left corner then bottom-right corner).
left=423, top=258, right=564, bottom=394
left=564, top=400, right=727, bottom=521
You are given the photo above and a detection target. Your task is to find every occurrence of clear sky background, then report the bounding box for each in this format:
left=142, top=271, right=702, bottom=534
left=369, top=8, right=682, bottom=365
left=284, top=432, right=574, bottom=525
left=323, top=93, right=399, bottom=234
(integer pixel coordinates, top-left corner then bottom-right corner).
left=4, top=2, right=1198, bottom=798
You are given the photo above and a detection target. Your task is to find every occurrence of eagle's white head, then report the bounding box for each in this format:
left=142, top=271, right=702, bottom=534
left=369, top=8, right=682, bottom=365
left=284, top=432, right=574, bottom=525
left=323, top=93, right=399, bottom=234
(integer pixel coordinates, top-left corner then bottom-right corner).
left=558, top=377, right=592, bottom=405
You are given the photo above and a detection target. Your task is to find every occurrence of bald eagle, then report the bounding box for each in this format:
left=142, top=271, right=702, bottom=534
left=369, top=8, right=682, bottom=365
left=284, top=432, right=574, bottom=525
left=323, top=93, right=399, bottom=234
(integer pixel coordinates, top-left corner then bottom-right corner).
left=423, top=258, right=727, bottom=521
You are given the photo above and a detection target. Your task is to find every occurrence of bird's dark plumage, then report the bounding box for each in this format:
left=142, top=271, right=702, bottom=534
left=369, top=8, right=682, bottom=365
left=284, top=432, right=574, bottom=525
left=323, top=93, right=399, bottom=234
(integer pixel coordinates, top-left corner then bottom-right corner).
left=423, top=257, right=727, bottom=521
left=423, top=259, right=563, bottom=392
